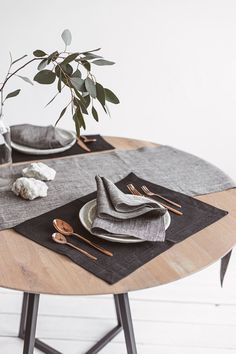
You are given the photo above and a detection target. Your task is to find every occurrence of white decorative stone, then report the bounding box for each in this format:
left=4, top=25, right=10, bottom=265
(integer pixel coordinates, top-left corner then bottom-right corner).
left=22, top=162, right=56, bottom=181
left=12, top=177, right=48, bottom=200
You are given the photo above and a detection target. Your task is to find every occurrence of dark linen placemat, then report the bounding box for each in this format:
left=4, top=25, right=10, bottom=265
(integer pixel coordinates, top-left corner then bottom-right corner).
left=14, top=173, right=228, bottom=284
left=12, top=135, right=114, bottom=163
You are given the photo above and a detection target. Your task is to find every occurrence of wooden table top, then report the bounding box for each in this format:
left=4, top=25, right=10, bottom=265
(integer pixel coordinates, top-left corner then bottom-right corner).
left=1, top=136, right=236, bottom=296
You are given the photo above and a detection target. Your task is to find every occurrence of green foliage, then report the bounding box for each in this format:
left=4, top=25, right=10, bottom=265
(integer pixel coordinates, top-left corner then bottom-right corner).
left=17, top=75, right=34, bottom=85
left=33, top=50, right=47, bottom=57
left=61, top=29, right=72, bottom=46
left=5, top=89, right=21, bottom=100
left=34, top=70, right=56, bottom=84
left=85, top=77, right=96, bottom=98
left=92, top=59, right=115, bottom=66
left=104, top=88, right=120, bottom=104
left=0, top=29, right=119, bottom=136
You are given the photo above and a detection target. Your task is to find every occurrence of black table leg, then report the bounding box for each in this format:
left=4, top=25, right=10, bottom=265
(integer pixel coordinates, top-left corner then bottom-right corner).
left=115, top=293, right=137, bottom=354
left=19, top=293, right=29, bottom=339
left=19, top=292, right=137, bottom=354
left=19, top=292, right=62, bottom=354
left=23, top=293, right=40, bottom=354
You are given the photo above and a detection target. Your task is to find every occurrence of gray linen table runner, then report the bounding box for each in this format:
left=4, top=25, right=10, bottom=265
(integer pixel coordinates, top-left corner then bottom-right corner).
left=0, top=145, right=235, bottom=230
left=91, top=175, right=166, bottom=241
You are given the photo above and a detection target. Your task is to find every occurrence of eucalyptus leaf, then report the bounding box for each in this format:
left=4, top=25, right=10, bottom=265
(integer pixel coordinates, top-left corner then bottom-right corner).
left=45, top=93, right=58, bottom=107
left=96, top=83, right=105, bottom=106
left=61, top=52, right=79, bottom=65
left=74, top=97, right=88, bottom=114
left=70, top=77, right=86, bottom=92
left=73, top=112, right=80, bottom=137
left=12, top=54, right=27, bottom=65
left=33, top=50, right=47, bottom=57
left=9, top=52, right=13, bottom=63
left=83, top=94, right=90, bottom=108
left=85, top=77, right=96, bottom=98
left=72, top=69, right=82, bottom=78
left=55, top=106, right=67, bottom=125
left=61, top=29, right=72, bottom=46
left=5, top=89, right=21, bottom=100
left=37, top=58, right=48, bottom=71
left=60, top=63, right=73, bottom=76
left=57, top=73, right=62, bottom=92
left=92, top=59, right=115, bottom=66
left=92, top=106, right=99, bottom=121
left=81, top=60, right=91, bottom=71
left=104, top=88, right=119, bottom=104
left=47, top=51, right=59, bottom=64
left=76, top=106, right=86, bottom=129
left=34, top=70, right=56, bottom=84
left=80, top=48, right=101, bottom=55
left=82, top=53, right=103, bottom=60
left=17, top=75, right=34, bottom=85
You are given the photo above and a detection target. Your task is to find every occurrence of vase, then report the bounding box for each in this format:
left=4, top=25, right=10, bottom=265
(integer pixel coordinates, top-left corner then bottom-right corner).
left=0, top=115, right=13, bottom=191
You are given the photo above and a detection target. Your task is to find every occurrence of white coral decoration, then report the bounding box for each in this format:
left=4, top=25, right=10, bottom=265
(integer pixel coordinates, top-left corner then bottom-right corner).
left=22, top=162, right=56, bottom=181
left=12, top=177, right=48, bottom=200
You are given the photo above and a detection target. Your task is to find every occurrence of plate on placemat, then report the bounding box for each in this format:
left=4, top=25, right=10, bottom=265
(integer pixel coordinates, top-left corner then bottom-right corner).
left=11, top=128, right=76, bottom=155
left=79, top=198, right=171, bottom=243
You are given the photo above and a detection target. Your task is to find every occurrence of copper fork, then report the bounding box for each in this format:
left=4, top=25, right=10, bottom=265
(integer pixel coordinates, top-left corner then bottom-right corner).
left=81, top=135, right=97, bottom=143
left=141, top=185, right=181, bottom=208
left=127, top=184, right=183, bottom=216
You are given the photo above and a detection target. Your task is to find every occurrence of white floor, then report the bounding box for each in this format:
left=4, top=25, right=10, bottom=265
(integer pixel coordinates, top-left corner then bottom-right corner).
left=1, top=250, right=236, bottom=354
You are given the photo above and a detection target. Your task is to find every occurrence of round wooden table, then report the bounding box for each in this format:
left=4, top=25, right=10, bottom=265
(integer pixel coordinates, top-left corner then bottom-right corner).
left=1, top=137, right=236, bottom=354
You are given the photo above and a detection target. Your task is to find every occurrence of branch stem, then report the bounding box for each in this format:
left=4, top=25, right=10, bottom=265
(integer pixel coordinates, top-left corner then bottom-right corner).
left=0, top=57, right=42, bottom=92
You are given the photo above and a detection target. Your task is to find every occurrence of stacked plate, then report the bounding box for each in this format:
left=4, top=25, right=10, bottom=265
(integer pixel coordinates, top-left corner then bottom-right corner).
left=79, top=199, right=171, bottom=244
left=11, top=128, right=76, bottom=155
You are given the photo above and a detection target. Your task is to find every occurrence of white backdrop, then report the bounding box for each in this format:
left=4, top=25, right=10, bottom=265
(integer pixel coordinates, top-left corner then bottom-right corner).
left=1, top=0, right=236, bottom=179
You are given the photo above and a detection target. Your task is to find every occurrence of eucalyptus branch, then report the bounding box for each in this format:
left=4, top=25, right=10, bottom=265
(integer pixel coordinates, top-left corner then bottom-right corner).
left=0, top=29, right=119, bottom=136
left=0, top=57, right=42, bottom=92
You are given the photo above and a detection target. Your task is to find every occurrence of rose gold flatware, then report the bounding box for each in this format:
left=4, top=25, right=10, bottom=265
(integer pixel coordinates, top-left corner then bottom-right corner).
left=127, top=184, right=183, bottom=216
left=52, top=232, right=97, bottom=260
left=76, top=137, right=91, bottom=152
left=53, top=219, right=113, bottom=257
left=141, top=185, right=181, bottom=208
left=81, top=135, right=97, bottom=143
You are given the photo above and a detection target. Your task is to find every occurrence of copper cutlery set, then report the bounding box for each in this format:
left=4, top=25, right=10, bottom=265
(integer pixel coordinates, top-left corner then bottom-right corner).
left=76, top=135, right=97, bottom=152
left=51, top=184, right=183, bottom=260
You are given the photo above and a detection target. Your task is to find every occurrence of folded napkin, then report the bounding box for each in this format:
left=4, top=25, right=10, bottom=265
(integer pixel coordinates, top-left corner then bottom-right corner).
left=11, top=124, right=74, bottom=150
left=91, top=175, right=167, bottom=241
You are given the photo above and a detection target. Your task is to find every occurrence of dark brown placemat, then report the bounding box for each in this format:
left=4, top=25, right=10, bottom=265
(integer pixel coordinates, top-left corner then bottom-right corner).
left=12, top=135, right=114, bottom=163
left=14, top=173, right=228, bottom=284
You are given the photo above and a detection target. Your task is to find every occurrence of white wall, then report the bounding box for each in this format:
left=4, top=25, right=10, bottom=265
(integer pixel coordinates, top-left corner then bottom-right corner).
left=1, top=0, right=236, bottom=179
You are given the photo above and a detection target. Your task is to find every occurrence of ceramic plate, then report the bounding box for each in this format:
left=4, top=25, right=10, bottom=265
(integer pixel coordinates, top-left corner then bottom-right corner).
left=11, top=128, right=76, bottom=155
left=79, top=198, right=171, bottom=243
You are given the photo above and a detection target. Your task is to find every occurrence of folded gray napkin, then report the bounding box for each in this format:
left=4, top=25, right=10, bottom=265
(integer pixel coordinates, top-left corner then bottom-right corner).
left=91, top=175, right=167, bottom=242
left=11, top=124, right=74, bottom=150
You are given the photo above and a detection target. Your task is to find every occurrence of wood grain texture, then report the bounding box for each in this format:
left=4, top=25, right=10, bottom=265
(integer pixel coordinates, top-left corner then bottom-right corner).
left=0, top=136, right=235, bottom=295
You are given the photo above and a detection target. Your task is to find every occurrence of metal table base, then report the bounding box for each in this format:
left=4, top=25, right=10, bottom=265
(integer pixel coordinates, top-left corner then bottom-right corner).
left=19, top=292, right=137, bottom=354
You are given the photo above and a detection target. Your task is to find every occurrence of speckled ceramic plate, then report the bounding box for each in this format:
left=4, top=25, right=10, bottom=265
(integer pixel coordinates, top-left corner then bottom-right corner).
left=11, top=128, right=76, bottom=155
left=79, top=198, right=171, bottom=243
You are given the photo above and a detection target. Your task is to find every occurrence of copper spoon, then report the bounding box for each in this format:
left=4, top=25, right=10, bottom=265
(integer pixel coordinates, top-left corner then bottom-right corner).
left=53, top=219, right=113, bottom=257
left=76, top=137, right=91, bottom=152
left=52, top=232, right=97, bottom=260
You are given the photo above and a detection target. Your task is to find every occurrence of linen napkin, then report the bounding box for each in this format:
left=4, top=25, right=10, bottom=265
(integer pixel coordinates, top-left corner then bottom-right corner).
left=91, top=175, right=167, bottom=241
left=11, top=124, right=74, bottom=149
